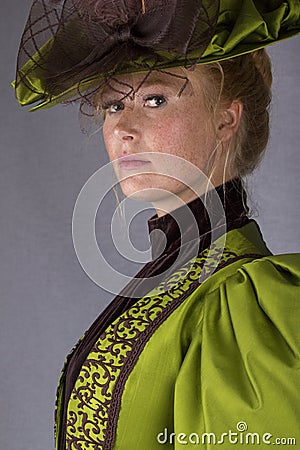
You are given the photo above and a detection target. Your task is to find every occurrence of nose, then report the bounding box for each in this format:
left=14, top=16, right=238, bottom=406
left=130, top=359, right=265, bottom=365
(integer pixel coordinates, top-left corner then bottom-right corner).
left=113, top=110, right=140, bottom=142
left=114, top=129, right=134, bottom=141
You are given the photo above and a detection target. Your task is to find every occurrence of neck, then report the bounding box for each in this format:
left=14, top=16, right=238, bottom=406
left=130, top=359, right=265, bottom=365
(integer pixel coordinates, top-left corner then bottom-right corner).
left=152, top=176, right=232, bottom=218
left=147, top=177, right=250, bottom=261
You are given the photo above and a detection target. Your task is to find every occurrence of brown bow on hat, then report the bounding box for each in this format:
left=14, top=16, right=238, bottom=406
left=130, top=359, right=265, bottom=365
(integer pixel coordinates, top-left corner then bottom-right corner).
left=14, top=0, right=219, bottom=108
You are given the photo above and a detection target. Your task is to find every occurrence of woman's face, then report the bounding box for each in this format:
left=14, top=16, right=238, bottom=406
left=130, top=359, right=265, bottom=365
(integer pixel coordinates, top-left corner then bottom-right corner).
left=101, top=67, right=231, bottom=216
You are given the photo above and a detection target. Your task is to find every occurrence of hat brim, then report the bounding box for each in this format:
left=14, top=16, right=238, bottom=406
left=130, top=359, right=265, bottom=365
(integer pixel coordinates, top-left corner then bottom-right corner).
left=13, top=0, right=300, bottom=111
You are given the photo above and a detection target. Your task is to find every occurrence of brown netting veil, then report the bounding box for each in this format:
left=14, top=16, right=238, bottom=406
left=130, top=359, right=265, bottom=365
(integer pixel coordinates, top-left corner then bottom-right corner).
left=15, top=0, right=220, bottom=115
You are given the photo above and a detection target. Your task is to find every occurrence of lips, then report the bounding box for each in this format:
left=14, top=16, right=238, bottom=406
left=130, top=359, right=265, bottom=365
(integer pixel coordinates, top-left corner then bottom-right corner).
left=117, top=154, right=151, bottom=170
left=117, top=154, right=149, bottom=162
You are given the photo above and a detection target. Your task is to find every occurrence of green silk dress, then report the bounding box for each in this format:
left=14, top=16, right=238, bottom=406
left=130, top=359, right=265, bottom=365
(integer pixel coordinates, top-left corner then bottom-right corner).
left=54, top=179, right=300, bottom=449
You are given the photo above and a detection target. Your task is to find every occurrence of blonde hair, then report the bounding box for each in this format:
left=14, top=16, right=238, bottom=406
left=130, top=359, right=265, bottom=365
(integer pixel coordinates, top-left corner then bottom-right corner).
left=200, top=49, right=273, bottom=179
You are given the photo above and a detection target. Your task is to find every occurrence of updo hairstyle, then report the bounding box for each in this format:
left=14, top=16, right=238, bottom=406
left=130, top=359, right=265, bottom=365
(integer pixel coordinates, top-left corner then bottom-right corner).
left=201, top=49, right=272, bottom=178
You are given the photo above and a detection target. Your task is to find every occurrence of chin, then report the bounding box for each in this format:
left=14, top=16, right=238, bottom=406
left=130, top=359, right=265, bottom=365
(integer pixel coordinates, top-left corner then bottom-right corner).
left=119, top=183, right=170, bottom=203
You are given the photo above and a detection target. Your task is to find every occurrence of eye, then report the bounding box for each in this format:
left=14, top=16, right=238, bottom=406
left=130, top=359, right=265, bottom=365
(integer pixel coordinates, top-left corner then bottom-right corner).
left=144, top=95, right=166, bottom=108
left=101, top=101, right=124, bottom=114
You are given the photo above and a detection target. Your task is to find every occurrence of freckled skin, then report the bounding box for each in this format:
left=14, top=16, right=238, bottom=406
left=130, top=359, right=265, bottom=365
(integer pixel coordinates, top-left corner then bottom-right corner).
left=102, top=68, right=241, bottom=217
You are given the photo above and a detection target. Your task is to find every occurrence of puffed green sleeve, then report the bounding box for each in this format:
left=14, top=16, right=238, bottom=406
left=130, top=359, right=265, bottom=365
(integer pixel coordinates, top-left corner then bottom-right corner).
left=174, top=254, right=300, bottom=449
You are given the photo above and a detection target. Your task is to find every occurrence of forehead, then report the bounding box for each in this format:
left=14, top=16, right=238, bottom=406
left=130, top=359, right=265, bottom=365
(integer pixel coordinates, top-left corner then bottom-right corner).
left=100, top=67, right=203, bottom=97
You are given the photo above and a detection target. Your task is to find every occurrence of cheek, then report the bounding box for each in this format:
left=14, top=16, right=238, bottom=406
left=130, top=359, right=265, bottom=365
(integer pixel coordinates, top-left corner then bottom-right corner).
left=150, top=113, right=208, bottom=160
left=149, top=115, right=191, bottom=150
left=102, top=123, right=117, bottom=162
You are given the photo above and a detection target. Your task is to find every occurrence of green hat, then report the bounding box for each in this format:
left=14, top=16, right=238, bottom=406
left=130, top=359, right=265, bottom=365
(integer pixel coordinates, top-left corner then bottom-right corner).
left=13, top=0, right=300, bottom=111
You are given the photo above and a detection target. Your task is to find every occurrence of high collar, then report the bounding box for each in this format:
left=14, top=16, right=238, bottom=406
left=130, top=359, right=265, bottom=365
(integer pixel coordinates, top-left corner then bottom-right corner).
left=147, top=177, right=250, bottom=261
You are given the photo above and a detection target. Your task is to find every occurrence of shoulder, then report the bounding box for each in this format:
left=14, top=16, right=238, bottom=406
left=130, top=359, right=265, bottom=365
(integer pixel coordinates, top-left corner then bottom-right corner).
left=202, top=222, right=300, bottom=305
left=215, top=253, right=300, bottom=310
left=181, top=222, right=300, bottom=332
left=205, top=252, right=300, bottom=311
left=237, top=253, right=300, bottom=280
left=200, top=253, right=300, bottom=359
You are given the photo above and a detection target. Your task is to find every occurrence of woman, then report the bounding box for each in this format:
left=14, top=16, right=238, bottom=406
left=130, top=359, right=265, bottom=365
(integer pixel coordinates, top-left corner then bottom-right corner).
left=14, top=1, right=300, bottom=449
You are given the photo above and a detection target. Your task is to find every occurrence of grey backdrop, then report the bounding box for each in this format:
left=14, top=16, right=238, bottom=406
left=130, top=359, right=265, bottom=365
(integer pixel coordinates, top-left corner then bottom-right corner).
left=1, top=1, right=300, bottom=449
